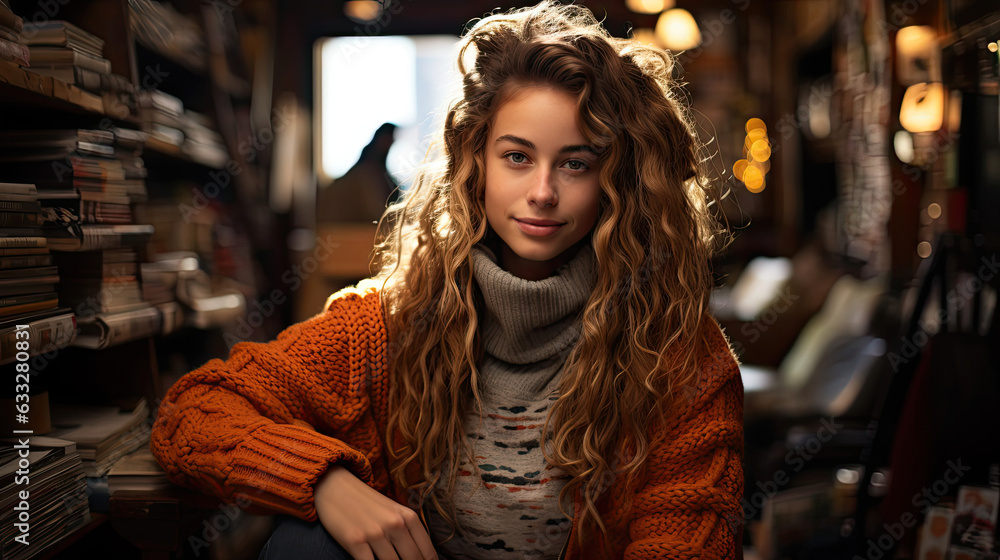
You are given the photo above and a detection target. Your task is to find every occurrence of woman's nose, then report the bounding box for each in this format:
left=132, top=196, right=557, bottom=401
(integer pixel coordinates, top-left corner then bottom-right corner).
left=527, top=170, right=558, bottom=208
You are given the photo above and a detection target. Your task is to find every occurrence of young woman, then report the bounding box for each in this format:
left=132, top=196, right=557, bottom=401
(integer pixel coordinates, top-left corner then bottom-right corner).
left=150, top=2, right=744, bottom=559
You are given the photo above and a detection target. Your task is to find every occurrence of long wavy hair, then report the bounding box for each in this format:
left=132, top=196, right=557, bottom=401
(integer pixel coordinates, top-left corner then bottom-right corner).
left=367, top=0, right=727, bottom=545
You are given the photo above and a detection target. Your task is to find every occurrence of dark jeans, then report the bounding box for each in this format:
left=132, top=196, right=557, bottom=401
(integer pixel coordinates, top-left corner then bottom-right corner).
left=258, top=515, right=355, bottom=560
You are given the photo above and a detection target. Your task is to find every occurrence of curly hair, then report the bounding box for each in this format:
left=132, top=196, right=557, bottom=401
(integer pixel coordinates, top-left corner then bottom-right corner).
left=367, top=0, right=728, bottom=545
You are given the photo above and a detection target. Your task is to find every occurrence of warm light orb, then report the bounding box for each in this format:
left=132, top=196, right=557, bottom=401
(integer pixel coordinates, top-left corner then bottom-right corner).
left=988, top=42, right=998, bottom=53
left=917, top=241, right=932, bottom=258
left=343, top=0, right=381, bottom=22
left=655, top=9, right=701, bottom=51
left=750, top=138, right=771, bottom=161
left=745, top=118, right=766, bottom=133
left=748, top=158, right=770, bottom=174
left=896, top=26, right=936, bottom=60
left=743, top=166, right=764, bottom=192
left=927, top=203, right=942, bottom=219
left=746, top=127, right=767, bottom=143
left=733, top=159, right=748, bottom=181
left=900, top=82, right=945, bottom=133
left=626, top=0, right=674, bottom=14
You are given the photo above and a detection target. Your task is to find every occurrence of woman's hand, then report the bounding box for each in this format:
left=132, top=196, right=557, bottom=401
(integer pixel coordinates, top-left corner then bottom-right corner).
left=314, top=465, right=439, bottom=560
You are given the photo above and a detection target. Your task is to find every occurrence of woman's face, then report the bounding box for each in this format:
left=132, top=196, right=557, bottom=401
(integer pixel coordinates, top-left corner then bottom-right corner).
left=484, top=85, right=602, bottom=281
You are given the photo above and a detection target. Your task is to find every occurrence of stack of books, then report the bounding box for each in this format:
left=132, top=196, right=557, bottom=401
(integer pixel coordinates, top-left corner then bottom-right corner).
left=0, top=182, right=76, bottom=365
left=47, top=397, right=151, bottom=478
left=56, top=249, right=161, bottom=349
left=21, top=20, right=136, bottom=117
left=0, top=129, right=154, bottom=251
left=181, top=110, right=228, bottom=168
left=0, top=436, right=91, bottom=560
left=139, top=89, right=228, bottom=168
left=107, top=446, right=169, bottom=495
left=0, top=1, right=26, bottom=69
left=0, top=128, right=162, bottom=349
left=23, top=21, right=107, bottom=87
left=138, top=89, right=184, bottom=150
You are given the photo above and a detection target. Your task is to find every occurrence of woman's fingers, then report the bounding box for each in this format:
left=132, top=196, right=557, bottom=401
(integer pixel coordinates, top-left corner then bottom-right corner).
left=383, top=508, right=437, bottom=560
left=314, top=465, right=438, bottom=560
left=402, top=509, right=438, bottom=560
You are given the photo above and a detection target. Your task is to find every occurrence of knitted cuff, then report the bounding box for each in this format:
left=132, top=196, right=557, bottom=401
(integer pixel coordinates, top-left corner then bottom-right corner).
left=226, top=422, right=374, bottom=521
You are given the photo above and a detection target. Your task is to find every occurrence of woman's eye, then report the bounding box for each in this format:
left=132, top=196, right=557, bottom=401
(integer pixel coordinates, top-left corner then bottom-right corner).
left=564, top=160, right=588, bottom=171
left=506, top=152, right=528, bottom=164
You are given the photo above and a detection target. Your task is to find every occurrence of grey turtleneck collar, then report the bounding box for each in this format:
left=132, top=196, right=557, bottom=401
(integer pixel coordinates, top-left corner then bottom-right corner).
left=470, top=242, right=597, bottom=367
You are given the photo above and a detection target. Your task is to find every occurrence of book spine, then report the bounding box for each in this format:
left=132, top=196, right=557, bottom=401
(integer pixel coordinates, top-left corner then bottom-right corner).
left=0, top=255, right=51, bottom=269
left=0, top=200, right=41, bottom=213
left=0, top=192, right=39, bottom=202
left=0, top=292, right=51, bottom=306
left=0, top=236, right=45, bottom=247
left=0, top=312, right=76, bottom=365
left=0, top=212, right=42, bottom=227
left=102, top=308, right=160, bottom=349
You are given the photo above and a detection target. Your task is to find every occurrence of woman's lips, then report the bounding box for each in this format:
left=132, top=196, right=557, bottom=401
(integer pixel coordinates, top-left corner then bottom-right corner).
left=515, top=219, right=565, bottom=237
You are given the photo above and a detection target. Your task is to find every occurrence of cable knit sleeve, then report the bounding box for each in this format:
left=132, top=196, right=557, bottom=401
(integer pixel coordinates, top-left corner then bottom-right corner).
left=625, top=321, right=745, bottom=559
left=150, top=289, right=386, bottom=522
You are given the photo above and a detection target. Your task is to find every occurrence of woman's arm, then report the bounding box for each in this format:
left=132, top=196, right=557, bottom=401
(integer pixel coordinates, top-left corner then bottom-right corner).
left=150, top=291, right=384, bottom=522
left=626, top=323, right=745, bottom=559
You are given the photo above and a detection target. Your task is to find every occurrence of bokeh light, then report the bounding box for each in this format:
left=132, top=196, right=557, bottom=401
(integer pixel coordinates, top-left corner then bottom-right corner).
left=927, top=203, right=942, bottom=219
left=743, top=166, right=765, bottom=192
left=745, top=118, right=766, bottom=133
left=750, top=138, right=772, bottom=161
left=626, top=0, right=674, bottom=14
left=737, top=118, right=770, bottom=193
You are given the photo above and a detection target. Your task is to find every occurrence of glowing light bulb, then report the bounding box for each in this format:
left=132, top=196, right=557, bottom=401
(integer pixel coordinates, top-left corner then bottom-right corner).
left=900, top=82, right=945, bottom=133
left=655, top=9, right=701, bottom=51
left=626, top=0, right=674, bottom=15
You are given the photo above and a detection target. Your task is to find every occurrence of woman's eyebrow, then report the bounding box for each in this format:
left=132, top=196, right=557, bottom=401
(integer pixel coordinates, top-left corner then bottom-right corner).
left=495, top=134, right=599, bottom=156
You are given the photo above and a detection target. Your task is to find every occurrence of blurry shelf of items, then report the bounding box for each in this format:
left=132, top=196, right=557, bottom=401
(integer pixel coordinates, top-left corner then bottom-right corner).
left=0, top=0, right=274, bottom=557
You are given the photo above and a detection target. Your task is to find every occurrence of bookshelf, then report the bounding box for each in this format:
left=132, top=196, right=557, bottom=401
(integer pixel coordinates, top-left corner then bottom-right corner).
left=0, top=0, right=281, bottom=557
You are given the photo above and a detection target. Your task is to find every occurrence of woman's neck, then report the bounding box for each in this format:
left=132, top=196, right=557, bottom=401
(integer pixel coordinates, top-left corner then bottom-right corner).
left=496, top=238, right=588, bottom=281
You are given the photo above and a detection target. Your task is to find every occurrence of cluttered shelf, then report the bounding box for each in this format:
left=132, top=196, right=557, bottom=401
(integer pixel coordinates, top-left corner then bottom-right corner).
left=0, top=62, right=129, bottom=120
left=0, top=0, right=278, bottom=557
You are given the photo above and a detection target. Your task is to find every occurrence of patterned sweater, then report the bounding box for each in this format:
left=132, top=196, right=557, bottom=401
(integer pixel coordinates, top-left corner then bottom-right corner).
left=150, top=271, right=744, bottom=559
left=423, top=242, right=594, bottom=558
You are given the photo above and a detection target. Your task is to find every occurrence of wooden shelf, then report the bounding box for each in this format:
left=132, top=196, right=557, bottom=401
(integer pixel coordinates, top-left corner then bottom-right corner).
left=0, top=64, right=106, bottom=116
left=144, top=135, right=229, bottom=171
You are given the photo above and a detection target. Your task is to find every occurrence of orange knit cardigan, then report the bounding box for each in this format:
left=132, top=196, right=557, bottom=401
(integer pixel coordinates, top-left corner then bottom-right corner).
left=150, top=284, right=745, bottom=559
